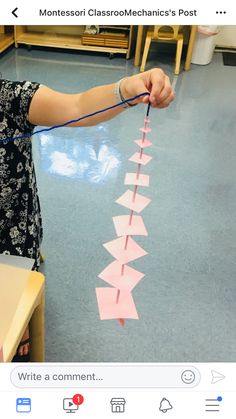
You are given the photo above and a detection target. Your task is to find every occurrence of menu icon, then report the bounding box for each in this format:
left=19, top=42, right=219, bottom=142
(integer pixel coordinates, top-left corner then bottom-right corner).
left=205, top=396, right=223, bottom=412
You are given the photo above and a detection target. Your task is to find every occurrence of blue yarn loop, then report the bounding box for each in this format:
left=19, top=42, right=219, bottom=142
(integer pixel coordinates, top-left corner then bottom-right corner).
left=1, top=92, right=150, bottom=144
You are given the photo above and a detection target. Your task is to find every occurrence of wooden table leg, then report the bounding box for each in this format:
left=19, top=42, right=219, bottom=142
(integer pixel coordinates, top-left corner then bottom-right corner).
left=134, top=25, right=144, bottom=66
left=30, top=290, right=45, bottom=362
left=185, top=25, right=197, bottom=71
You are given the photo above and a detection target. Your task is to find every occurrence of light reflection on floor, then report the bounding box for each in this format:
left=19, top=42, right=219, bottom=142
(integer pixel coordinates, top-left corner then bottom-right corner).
left=39, top=125, right=121, bottom=184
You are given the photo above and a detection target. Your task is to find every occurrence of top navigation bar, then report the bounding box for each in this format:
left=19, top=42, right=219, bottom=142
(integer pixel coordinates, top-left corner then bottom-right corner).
left=1, top=0, right=236, bottom=24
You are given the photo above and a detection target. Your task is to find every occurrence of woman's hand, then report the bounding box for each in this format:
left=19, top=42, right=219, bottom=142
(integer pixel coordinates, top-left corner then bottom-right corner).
left=29, top=68, right=174, bottom=127
left=120, top=68, right=175, bottom=109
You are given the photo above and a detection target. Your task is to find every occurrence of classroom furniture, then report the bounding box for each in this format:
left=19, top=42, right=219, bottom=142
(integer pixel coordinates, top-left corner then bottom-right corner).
left=135, top=25, right=197, bottom=71
left=0, top=26, right=14, bottom=53
left=14, top=26, right=133, bottom=58
left=0, top=264, right=45, bottom=362
left=140, top=25, right=184, bottom=75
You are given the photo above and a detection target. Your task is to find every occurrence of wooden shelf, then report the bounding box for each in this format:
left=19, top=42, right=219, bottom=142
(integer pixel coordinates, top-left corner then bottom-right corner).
left=14, top=26, right=133, bottom=58
left=99, top=25, right=130, bottom=30
left=0, top=26, right=14, bottom=53
left=82, top=32, right=129, bottom=49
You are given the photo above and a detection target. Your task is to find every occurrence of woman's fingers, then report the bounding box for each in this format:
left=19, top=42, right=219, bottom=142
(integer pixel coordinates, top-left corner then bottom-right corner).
left=149, top=73, right=175, bottom=108
left=123, top=69, right=175, bottom=109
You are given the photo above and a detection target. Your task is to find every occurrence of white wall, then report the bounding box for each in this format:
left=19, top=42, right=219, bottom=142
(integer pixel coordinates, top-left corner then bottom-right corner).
left=216, top=25, right=236, bottom=48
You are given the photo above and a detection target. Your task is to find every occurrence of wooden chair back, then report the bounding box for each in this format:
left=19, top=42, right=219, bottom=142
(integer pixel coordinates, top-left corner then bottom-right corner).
left=153, top=25, right=181, bottom=40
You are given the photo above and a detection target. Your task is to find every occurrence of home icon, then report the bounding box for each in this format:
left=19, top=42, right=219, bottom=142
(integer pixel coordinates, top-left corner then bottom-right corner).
left=110, top=398, right=126, bottom=413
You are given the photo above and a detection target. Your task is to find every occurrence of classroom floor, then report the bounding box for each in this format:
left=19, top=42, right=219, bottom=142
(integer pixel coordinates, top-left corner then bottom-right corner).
left=1, top=45, right=236, bottom=362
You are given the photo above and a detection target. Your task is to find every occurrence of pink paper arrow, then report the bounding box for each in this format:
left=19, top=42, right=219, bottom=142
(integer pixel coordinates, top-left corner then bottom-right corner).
left=103, top=235, right=148, bottom=264
left=116, top=189, right=151, bottom=213
left=113, top=215, right=148, bottom=237
left=96, top=288, right=139, bottom=320
left=98, top=260, right=145, bottom=291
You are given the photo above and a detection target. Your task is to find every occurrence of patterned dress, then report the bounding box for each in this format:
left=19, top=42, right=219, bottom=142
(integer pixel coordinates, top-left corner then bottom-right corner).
left=0, top=80, right=42, bottom=269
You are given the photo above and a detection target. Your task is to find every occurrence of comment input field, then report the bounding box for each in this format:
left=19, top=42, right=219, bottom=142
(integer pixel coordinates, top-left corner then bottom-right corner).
left=11, top=365, right=201, bottom=388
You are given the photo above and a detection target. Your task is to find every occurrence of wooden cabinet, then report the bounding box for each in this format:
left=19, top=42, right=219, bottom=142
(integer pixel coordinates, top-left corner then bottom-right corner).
left=0, top=26, right=14, bottom=53
left=14, top=25, right=133, bottom=58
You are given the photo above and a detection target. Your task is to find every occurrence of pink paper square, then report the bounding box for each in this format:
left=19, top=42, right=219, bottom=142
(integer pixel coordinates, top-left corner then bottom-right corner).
left=129, top=152, right=152, bottom=166
left=103, top=236, right=148, bottom=263
left=113, top=215, right=148, bottom=237
left=134, top=139, right=153, bottom=148
left=125, top=173, right=150, bottom=187
left=98, top=260, right=145, bottom=291
left=139, top=127, right=152, bottom=134
left=96, top=288, right=139, bottom=320
left=116, top=189, right=151, bottom=213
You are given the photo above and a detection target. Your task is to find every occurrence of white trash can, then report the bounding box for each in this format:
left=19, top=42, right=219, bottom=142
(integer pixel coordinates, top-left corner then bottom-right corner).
left=191, top=26, right=219, bottom=65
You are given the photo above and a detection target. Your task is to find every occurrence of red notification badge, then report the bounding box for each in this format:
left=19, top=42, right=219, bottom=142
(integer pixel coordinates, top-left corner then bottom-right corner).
left=72, top=394, right=84, bottom=406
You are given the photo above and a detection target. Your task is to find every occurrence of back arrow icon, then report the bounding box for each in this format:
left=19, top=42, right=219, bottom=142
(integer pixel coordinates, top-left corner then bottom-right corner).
left=12, top=7, right=18, bottom=18
left=211, top=370, right=226, bottom=384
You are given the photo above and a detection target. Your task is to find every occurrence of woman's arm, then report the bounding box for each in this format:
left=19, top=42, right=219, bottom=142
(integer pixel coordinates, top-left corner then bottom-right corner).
left=28, top=68, right=174, bottom=127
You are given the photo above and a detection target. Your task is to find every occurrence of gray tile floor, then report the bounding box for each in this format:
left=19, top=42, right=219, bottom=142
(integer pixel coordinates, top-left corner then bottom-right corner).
left=1, top=46, right=236, bottom=362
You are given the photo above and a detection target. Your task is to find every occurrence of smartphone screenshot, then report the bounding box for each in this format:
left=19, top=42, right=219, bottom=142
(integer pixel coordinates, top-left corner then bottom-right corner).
left=0, top=0, right=236, bottom=417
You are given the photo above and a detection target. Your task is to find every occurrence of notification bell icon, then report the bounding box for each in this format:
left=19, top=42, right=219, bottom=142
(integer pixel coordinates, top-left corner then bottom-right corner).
left=159, top=398, right=173, bottom=413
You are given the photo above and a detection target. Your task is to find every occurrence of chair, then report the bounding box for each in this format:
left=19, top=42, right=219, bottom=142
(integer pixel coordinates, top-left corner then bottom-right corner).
left=140, top=25, right=184, bottom=75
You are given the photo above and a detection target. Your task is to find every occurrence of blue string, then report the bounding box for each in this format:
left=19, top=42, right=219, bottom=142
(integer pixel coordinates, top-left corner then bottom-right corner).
left=146, top=102, right=151, bottom=117
left=1, top=92, right=150, bottom=144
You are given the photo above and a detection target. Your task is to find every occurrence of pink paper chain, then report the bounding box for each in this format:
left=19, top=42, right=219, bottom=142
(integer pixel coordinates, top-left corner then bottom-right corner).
left=96, top=105, right=152, bottom=326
